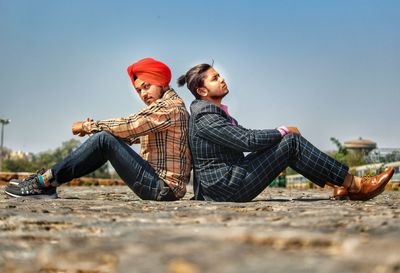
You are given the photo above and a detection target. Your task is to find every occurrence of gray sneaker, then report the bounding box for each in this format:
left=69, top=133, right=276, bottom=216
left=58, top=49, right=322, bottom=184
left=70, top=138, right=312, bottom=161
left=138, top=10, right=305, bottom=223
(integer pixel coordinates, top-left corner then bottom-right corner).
left=4, top=170, right=58, bottom=199
left=9, top=179, right=20, bottom=186
left=9, top=169, right=46, bottom=186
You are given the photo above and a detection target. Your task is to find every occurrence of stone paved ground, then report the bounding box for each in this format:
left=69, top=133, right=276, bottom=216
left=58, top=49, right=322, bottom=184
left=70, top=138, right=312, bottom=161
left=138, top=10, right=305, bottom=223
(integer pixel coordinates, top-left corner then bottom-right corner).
left=1, top=186, right=400, bottom=273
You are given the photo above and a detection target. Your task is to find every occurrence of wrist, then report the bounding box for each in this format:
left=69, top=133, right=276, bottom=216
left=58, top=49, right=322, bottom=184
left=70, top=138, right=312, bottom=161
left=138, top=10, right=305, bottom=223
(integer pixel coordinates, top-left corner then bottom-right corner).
left=81, top=121, right=89, bottom=133
left=277, top=126, right=289, bottom=137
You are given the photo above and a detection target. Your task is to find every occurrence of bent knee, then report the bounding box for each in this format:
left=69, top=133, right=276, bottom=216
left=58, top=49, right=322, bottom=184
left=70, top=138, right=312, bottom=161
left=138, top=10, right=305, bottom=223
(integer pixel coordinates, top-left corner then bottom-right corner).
left=282, top=132, right=297, bottom=142
left=91, top=131, right=117, bottom=143
left=281, top=132, right=306, bottom=147
left=96, top=131, right=113, bottom=138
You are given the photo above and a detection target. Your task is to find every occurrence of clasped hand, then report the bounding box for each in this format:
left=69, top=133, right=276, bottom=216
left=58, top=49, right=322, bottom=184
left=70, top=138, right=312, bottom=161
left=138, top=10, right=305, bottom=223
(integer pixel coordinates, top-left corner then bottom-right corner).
left=287, top=126, right=301, bottom=135
left=72, top=118, right=93, bottom=137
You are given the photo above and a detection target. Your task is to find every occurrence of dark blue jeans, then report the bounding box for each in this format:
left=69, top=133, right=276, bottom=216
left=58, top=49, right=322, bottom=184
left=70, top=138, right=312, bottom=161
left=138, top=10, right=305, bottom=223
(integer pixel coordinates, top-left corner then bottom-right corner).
left=51, top=131, right=177, bottom=201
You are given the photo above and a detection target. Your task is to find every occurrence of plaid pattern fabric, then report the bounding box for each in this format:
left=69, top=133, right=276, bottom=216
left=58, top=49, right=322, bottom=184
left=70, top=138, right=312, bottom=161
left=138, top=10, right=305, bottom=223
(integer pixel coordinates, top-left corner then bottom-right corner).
left=189, top=99, right=348, bottom=202
left=84, top=89, right=191, bottom=198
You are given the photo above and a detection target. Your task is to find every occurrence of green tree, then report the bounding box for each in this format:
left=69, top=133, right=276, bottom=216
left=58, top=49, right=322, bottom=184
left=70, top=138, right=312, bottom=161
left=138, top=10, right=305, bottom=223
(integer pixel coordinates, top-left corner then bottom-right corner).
left=3, top=158, right=35, bottom=172
left=346, top=152, right=366, bottom=166
left=3, top=138, right=112, bottom=178
left=89, top=163, right=111, bottom=179
left=328, top=137, right=365, bottom=167
left=328, top=137, right=348, bottom=165
left=330, top=137, right=348, bottom=155
left=33, top=139, right=81, bottom=169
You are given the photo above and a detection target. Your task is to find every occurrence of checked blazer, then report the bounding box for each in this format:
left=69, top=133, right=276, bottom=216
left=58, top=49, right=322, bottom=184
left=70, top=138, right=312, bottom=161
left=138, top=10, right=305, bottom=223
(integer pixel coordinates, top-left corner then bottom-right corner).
left=189, top=99, right=348, bottom=202
left=189, top=99, right=283, bottom=201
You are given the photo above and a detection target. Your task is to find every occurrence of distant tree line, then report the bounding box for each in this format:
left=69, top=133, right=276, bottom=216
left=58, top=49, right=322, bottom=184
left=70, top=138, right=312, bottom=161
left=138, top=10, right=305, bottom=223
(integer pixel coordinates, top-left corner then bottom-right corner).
left=2, top=137, right=398, bottom=178
left=328, top=137, right=365, bottom=166
left=1, top=139, right=113, bottom=179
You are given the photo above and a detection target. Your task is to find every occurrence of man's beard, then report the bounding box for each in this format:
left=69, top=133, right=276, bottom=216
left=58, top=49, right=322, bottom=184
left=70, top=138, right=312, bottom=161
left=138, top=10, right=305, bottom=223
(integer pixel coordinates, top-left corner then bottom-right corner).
left=210, top=89, right=229, bottom=100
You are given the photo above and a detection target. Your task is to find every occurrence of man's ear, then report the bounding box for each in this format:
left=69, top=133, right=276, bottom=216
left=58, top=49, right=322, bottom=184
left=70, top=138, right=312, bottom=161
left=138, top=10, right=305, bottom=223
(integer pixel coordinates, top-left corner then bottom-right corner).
left=197, top=87, right=208, bottom=97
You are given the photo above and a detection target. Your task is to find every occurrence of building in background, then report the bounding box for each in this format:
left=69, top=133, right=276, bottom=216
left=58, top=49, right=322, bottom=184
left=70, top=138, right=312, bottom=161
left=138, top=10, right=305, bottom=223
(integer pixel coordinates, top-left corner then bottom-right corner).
left=9, top=150, right=33, bottom=161
left=344, top=137, right=377, bottom=156
left=367, top=148, right=400, bottom=163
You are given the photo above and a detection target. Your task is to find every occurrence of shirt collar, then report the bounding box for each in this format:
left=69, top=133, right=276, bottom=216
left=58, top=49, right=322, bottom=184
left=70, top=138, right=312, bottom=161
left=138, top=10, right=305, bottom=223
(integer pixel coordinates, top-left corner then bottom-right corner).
left=219, top=104, right=230, bottom=116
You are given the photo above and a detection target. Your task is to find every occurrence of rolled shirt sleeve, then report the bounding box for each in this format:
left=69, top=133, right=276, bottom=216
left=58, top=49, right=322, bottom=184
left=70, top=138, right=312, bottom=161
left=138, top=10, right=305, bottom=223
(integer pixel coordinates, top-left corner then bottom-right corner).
left=83, top=102, right=173, bottom=144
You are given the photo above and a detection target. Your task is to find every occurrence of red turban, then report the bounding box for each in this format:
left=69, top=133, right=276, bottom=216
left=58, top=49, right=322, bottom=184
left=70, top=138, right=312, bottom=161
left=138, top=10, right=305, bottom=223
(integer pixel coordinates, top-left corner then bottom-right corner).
left=127, top=58, right=172, bottom=88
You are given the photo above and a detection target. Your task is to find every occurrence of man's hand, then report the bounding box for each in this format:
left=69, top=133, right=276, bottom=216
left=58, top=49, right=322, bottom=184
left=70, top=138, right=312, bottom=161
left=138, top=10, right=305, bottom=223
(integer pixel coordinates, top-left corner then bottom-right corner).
left=287, top=126, right=301, bottom=135
left=72, top=118, right=93, bottom=137
left=72, top=121, right=86, bottom=137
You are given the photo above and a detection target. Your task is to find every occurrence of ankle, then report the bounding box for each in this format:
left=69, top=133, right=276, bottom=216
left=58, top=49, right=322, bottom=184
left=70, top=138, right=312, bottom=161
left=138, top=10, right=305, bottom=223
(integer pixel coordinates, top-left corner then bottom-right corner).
left=38, top=169, right=54, bottom=187
left=343, top=174, right=361, bottom=193
left=349, top=176, right=361, bottom=193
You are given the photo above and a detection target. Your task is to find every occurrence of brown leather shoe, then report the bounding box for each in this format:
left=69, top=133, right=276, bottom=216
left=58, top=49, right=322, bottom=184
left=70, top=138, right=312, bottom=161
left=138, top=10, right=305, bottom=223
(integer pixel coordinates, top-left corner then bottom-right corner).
left=348, top=167, right=395, bottom=201
left=332, top=186, right=349, bottom=200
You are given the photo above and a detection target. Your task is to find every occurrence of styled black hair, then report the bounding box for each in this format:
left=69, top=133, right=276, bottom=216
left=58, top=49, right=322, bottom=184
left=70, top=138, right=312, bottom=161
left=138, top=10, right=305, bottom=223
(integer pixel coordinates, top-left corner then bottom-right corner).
left=177, top=63, right=213, bottom=99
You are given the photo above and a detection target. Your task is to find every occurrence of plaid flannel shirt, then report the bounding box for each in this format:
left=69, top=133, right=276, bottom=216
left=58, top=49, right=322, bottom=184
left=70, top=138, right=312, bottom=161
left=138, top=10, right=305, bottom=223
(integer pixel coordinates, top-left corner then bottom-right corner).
left=83, top=89, right=191, bottom=198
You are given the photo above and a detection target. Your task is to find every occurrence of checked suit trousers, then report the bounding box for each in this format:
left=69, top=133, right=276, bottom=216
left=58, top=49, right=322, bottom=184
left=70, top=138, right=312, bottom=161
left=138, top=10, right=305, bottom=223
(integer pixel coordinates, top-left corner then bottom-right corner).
left=234, top=133, right=348, bottom=202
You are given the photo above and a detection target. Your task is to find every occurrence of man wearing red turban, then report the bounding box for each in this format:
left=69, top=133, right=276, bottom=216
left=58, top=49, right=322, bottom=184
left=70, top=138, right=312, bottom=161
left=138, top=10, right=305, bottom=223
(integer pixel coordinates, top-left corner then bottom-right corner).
left=127, top=57, right=172, bottom=88
left=5, top=58, right=192, bottom=201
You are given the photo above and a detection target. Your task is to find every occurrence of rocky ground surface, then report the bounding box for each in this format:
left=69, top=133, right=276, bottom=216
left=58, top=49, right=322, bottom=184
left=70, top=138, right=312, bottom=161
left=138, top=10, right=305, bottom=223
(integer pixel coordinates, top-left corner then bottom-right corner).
left=1, top=186, right=400, bottom=273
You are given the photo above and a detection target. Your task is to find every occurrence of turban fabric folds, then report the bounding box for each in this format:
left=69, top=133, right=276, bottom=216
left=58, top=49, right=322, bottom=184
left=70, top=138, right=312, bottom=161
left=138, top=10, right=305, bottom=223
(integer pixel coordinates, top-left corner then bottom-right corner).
left=127, top=58, right=172, bottom=88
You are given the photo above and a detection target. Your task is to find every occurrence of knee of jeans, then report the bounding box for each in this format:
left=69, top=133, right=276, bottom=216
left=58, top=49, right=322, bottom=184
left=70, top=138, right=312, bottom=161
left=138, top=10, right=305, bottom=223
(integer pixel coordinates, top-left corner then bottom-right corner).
left=88, top=131, right=118, bottom=152
left=94, top=131, right=116, bottom=144
left=132, top=181, right=159, bottom=200
left=96, top=131, right=113, bottom=138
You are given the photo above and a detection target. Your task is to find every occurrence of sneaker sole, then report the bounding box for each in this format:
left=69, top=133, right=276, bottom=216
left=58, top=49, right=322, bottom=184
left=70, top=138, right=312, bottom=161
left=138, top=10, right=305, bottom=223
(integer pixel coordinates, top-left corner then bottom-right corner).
left=4, top=190, right=58, bottom=200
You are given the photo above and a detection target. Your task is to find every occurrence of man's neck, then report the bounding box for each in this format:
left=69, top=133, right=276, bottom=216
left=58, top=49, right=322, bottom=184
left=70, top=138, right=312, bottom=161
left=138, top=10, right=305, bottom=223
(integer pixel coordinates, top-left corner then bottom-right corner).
left=162, top=85, right=171, bottom=92
left=201, top=97, right=222, bottom=107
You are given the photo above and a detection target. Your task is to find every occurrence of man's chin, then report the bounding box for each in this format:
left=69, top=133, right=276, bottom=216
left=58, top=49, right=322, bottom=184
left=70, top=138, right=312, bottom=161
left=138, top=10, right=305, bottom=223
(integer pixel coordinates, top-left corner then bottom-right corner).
left=144, top=99, right=155, bottom=105
left=210, top=93, right=229, bottom=100
left=221, top=89, right=229, bottom=98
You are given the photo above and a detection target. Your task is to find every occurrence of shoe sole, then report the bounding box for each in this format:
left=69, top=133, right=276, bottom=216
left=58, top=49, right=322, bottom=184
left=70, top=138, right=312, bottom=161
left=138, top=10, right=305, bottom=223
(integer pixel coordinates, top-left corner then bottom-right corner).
left=331, top=195, right=350, bottom=201
left=4, top=190, right=58, bottom=200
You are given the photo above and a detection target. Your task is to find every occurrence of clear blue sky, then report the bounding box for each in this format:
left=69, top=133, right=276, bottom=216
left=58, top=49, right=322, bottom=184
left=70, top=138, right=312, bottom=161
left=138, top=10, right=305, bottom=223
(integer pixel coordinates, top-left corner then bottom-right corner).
left=1, top=0, right=399, bottom=153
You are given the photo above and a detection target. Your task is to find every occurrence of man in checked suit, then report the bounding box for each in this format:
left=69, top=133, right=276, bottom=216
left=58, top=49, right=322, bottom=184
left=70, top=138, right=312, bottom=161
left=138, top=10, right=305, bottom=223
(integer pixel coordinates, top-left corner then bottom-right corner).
left=178, top=63, right=394, bottom=202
